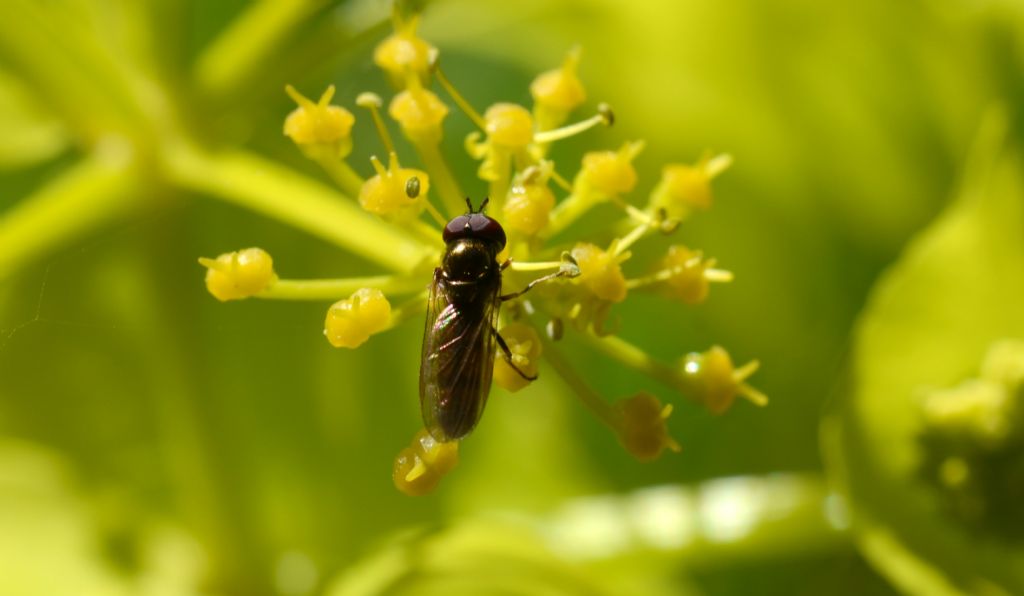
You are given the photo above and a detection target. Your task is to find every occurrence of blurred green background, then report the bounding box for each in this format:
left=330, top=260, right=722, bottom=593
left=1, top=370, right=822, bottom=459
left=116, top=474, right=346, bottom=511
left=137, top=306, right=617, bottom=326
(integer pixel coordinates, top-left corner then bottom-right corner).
left=2, top=0, right=1023, bottom=594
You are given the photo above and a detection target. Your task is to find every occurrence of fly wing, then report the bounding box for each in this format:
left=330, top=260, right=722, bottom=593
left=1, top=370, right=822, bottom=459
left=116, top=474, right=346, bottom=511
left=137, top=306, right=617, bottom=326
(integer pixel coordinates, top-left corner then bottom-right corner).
left=419, top=269, right=500, bottom=441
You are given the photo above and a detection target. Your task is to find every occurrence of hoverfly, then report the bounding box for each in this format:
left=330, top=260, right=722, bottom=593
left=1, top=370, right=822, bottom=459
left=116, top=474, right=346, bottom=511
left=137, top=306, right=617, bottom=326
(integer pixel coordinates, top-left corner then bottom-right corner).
left=419, top=198, right=570, bottom=441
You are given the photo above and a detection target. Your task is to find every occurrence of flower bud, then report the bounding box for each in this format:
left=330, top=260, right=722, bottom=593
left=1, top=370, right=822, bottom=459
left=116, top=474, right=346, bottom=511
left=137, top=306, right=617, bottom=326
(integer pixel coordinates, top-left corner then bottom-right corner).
left=484, top=103, right=534, bottom=150
left=658, top=245, right=733, bottom=304
left=613, top=392, right=681, bottom=462
left=284, top=85, right=355, bottom=159
left=324, top=288, right=392, bottom=349
left=493, top=322, right=542, bottom=392
left=531, top=47, right=586, bottom=131
left=393, top=429, right=459, bottom=496
left=571, top=243, right=628, bottom=303
left=199, top=248, right=276, bottom=302
left=503, top=179, right=555, bottom=236
left=680, top=346, right=766, bottom=414
left=649, top=154, right=732, bottom=220
left=373, top=16, right=435, bottom=87
left=575, top=141, right=644, bottom=199
left=389, top=82, right=449, bottom=145
left=359, top=152, right=431, bottom=217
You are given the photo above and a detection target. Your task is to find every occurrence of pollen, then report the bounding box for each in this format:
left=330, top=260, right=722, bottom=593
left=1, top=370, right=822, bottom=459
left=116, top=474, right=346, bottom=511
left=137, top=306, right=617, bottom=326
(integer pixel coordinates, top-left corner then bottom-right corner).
left=359, top=152, right=431, bottom=217
left=571, top=243, right=628, bottom=303
left=484, top=103, right=535, bottom=149
left=680, top=346, right=767, bottom=414
left=494, top=322, right=542, bottom=392
left=613, top=392, right=681, bottom=462
left=323, top=288, right=392, bottom=349
left=393, top=429, right=460, bottom=496
left=199, top=248, right=276, bottom=302
left=389, top=80, right=449, bottom=144
left=283, top=85, right=355, bottom=157
left=576, top=141, right=645, bottom=198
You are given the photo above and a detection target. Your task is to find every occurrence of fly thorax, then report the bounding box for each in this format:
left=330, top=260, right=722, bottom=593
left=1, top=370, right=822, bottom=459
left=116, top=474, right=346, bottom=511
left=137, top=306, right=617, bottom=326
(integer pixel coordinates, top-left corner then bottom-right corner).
left=443, top=239, right=498, bottom=282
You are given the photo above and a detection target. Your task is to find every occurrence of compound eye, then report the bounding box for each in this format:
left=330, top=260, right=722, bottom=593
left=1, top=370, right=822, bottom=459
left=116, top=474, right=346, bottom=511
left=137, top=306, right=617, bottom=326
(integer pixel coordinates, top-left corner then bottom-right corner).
left=442, top=215, right=472, bottom=243
left=469, top=214, right=507, bottom=249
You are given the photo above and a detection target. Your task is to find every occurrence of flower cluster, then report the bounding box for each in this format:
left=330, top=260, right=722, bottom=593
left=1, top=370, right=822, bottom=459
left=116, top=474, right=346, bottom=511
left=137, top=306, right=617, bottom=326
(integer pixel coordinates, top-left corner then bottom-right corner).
left=918, top=339, right=1024, bottom=541
left=199, top=3, right=766, bottom=496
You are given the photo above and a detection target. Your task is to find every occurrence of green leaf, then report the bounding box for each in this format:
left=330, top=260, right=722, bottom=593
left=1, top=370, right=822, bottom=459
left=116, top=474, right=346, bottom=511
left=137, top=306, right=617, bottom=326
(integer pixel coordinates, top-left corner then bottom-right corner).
left=824, top=109, right=1024, bottom=595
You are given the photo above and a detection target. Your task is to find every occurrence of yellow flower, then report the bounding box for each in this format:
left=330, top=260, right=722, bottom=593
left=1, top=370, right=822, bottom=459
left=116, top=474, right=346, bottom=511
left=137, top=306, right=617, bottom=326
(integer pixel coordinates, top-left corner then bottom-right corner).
left=571, top=243, right=628, bottom=303
left=503, top=167, right=556, bottom=236
left=393, top=429, right=460, bottom=496
left=493, top=322, right=542, bottom=392
left=359, top=152, right=431, bottom=217
left=575, top=141, right=644, bottom=199
left=680, top=346, right=767, bottom=414
left=283, top=85, right=355, bottom=159
left=649, top=153, right=732, bottom=220
left=198, top=248, right=276, bottom=302
left=389, top=79, right=449, bottom=145
left=373, top=14, right=435, bottom=87
left=531, top=46, right=586, bottom=131
left=613, top=392, right=681, bottom=462
left=484, top=103, right=535, bottom=150
left=657, top=245, right=733, bottom=304
left=324, top=288, right=392, bottom=349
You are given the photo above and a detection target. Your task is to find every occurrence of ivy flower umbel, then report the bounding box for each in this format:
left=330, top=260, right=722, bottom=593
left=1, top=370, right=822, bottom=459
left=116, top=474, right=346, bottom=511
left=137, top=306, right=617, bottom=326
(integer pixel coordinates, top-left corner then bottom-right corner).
left=199, top=5, right=766, bottom=496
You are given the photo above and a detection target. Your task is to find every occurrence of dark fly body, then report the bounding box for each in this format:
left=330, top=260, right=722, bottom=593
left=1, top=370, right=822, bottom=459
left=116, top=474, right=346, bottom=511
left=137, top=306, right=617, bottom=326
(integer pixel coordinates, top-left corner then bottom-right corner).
left=419, top=198, right=567, bottom=442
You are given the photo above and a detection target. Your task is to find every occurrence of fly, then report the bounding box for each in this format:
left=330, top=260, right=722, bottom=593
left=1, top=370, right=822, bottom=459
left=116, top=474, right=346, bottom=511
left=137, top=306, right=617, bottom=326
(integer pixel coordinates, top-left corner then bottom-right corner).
left=419, top=198, right=573, bottom=442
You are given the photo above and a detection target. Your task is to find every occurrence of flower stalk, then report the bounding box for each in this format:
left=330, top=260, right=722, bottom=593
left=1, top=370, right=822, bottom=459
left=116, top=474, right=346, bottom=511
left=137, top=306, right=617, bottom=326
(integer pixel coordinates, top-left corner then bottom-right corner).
left=165, top=143, right=435, bottom=273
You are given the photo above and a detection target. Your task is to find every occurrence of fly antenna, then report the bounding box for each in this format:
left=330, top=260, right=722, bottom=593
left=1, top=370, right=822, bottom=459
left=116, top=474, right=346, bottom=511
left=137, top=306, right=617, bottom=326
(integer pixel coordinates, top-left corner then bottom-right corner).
left=464, top=196, right=474, bottom=213
left=479, top=197, right=490, bottom=212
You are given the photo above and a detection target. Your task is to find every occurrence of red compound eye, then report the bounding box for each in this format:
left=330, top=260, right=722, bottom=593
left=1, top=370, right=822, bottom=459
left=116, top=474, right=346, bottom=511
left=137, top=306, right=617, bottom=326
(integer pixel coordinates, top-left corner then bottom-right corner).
left=442, top=213, right=506, bottom=250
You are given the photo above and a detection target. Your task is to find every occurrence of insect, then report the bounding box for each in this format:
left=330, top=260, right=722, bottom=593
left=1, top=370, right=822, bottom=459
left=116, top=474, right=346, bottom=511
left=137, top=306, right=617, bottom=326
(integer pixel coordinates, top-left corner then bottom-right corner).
left=420, top=198, right=571, bottom=442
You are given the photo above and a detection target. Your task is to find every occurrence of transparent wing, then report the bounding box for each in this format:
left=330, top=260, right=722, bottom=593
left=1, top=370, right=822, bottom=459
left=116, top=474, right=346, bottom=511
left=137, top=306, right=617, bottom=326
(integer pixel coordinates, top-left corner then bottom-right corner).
left=418, top=269, right=500, bottom=441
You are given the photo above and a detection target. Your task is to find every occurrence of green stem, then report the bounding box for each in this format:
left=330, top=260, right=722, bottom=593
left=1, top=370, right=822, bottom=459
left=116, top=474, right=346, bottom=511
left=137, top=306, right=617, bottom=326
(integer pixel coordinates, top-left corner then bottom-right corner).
left=611, top=218, right=653, bottom=256
left=386, top=291, right=429, bottom=330
left=193, top=0, right=330, bottom=98
left=487, top=150, right=511, bottom=213
left=414, top=141, right=465, bottom=217
left=544, top=192, right=596, bottom=239
left=259, top=275, right=425, bottom=300
left=315, top=154, right=366, bottom=198
left=0, top=152, right=137, bottom=280
left=541, top=336, right=619, bottom=430
left=576, top=331, right=702, bottom=405
left=163, top=144, right=434, bottom=274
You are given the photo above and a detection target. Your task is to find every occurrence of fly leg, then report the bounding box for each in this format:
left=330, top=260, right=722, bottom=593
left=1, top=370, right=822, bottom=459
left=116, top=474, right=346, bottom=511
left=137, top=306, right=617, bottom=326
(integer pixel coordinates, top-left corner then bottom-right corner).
left=500, top=264, right=578, bottom=302
left=494, top=327, right=537, bottom=381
